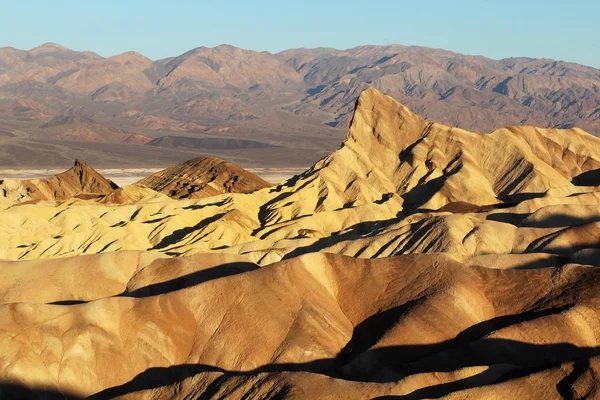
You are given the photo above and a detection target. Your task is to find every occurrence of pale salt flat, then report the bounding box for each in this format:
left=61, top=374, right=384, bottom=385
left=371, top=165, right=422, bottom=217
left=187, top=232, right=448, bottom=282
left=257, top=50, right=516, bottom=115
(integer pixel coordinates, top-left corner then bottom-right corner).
left=0, top=167, right=305, bottom=187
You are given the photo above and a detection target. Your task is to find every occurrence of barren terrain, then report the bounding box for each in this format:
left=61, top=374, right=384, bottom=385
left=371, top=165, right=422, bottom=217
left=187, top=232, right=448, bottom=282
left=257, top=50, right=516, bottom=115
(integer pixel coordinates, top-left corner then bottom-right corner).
left=0, top=42, right=599, bottom=169
left=0, top=88, right=599, bottom=398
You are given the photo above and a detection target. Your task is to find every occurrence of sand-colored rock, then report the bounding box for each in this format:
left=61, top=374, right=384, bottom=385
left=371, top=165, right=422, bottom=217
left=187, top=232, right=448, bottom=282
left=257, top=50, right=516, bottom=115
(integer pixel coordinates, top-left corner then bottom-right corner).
left=0, top=88, right=600, bottom=398
left=0, top=89, right=600, bottom=264
left=0, top=253, right=599, bottom=398
left=0, top=159, right=117, bottom=203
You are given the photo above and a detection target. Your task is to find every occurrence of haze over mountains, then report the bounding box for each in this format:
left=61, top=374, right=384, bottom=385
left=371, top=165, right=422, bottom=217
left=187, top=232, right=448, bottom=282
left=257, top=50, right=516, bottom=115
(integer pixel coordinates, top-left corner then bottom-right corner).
left=0, top=42, right=599, bottom=167
left=1, top=88, right=600, bottom=398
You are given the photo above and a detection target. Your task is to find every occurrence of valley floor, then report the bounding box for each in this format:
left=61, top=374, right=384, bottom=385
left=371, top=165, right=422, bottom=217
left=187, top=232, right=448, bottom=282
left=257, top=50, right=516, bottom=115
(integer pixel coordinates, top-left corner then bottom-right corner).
left=0, top=167, right=305, bottom=186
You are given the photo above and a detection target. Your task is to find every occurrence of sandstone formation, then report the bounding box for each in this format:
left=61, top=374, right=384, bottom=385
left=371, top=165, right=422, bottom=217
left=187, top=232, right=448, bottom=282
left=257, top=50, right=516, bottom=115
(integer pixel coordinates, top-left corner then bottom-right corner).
left=0, top=253, right=599, bottom=399
left=0, top=88, right=599, bottom=398
left=0, top=89, right=599, bottom=264
left=0, top=159, right=117, bottom=203
left=136, top=156, right=272, bottom=199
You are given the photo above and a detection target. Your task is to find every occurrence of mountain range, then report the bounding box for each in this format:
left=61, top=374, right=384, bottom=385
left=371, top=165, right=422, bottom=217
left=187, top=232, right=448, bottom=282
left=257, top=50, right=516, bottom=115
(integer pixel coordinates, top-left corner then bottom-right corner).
left=1, top=88, right=600, bottom=398
left=0, top=42, right=598, bottom=167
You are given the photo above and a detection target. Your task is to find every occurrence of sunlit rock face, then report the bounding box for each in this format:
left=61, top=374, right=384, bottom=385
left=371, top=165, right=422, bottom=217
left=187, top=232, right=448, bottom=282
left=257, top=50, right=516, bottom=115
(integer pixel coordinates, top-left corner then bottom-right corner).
left=1, top=88, right=600, bottom=399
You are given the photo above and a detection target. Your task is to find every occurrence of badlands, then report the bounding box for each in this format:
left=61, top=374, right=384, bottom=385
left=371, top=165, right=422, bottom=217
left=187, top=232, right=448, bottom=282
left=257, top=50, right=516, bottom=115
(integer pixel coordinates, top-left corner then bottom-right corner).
left=0, top=88, right=600, bottom=398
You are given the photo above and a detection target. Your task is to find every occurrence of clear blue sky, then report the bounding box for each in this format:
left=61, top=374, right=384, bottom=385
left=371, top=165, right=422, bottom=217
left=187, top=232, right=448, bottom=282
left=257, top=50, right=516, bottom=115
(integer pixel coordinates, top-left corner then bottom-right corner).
left=1, top=0, right=599, bottom=68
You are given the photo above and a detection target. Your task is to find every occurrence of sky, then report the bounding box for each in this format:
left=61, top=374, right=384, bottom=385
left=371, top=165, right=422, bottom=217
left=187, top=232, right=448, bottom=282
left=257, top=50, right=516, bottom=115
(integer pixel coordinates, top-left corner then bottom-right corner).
left=1, top=0, right=599, bottom=68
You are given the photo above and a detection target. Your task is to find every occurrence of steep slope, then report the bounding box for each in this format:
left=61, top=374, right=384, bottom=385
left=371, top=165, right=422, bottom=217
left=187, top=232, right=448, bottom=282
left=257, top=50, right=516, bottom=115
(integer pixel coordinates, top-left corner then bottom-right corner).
left=0, top=159, right=118, bottom=202
left=0, top=89, right=599, bottom=265
left=136, top=156, right=272, bottom=199
left=0, top=253, right=599, bottom=398
left=55, top=51, right=154, bottom=95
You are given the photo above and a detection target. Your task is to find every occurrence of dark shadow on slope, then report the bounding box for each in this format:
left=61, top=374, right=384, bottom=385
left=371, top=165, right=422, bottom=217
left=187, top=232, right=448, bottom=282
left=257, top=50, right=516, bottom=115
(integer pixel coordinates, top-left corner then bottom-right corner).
left=500, top=191, right=546, bottom=203
left=337, top=304, right=572, bottom=381
left=525, top=231, right=600, bottom=256
left=401, top=153, right=463, bottom=213
left=437, top=201, right=516, bottom=214
left=88, top=364, right=225, bottom=400
left=121, top=262, right=259, bottom=298
left=306, top=84, right=326, bottom=96
left=45, top=263, right=260, bottom=305
left=486, top=211, right=530, bottom=226
left=556, top=359, right=591, bottom=400
left=87, top=305, right=600, bottom=398
left=334, top=298, right=425, bottom=367
left=519, top=213, right=600, bottom=228
left=150, top=213, right=226, bottom=250
left=573, top=169, right=600, bottom=186
left=507, top=254, right=571, bottom=270
left=0, top=383, right=82, bottom=399
left=48, top=299, right=88, bottom=306
left=281, top=217, right=400, bottom=260
left=88, top=339, right=600, bottom=399
left=183, top=199, right=228, bottom=211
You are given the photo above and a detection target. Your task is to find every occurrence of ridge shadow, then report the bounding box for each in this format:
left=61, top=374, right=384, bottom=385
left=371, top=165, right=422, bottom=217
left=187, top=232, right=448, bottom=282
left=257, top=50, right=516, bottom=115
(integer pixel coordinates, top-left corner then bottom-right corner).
left=83, top=307, right=600, bottom=399
left=121, top=261, right=260, bottom=298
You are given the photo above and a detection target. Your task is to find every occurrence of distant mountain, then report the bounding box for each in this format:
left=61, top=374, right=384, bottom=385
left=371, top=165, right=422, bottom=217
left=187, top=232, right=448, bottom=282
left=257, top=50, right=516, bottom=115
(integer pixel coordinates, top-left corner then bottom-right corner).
left=277, top=45, right=600, bottom=133
left=151, top=45, right=301, bottom=91
left=0, top=42, right=598, bottom=167
left=39, top=115, right=153, bottom=144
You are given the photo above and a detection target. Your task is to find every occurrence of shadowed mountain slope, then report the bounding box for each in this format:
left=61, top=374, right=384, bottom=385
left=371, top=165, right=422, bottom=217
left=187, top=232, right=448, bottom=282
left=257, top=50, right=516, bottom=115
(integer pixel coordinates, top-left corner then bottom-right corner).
left=0, top=253, right=599, bottom=398
left=0, top=87, right=599, bottom=398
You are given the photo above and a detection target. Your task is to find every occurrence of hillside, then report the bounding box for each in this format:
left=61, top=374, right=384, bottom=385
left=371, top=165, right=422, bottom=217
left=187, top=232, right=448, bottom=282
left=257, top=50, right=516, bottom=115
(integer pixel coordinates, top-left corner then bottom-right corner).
left=0, top=159, right=117, bottom=203
left=0, top=88, right=600, bottom=398
left=1, top=88, right=600, bottom=261
left=278, top=45, right=600, bottom=133
left=136, top=156, right=272, bottom=199
left=0, top=43, right=599, bottom=167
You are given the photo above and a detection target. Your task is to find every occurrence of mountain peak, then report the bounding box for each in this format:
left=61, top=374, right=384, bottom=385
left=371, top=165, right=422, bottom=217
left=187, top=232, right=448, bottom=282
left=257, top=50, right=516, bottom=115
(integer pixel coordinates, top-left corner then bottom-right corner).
left=136, top=156, right=271, bottom=199
left=73, top=158, right=89, bottom=168
left=29, top=42, right=69, bottom=53
left=108, top=51, right=152, bottom=66
left=346, top=87, right=427, bottom=155
left=67, top=159, right=119, bottom=191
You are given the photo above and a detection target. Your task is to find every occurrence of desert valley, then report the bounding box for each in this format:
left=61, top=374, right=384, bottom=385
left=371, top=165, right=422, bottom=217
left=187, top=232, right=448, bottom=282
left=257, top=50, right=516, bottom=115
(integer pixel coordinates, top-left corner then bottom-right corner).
left=0, top=42, right=599, bottom=170
left=0, top=1, right=599, bottom=393
left=0, top=86, right=599, bottom=398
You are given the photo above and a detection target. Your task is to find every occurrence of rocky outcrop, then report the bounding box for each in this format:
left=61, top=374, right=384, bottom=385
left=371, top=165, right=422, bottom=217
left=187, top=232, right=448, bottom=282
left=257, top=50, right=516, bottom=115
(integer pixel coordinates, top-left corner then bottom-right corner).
left=0, top=159, right=118, bottom=202
left=1, top=88, right=600, bottom=399
left=136, top=156, right=272, bottom=199
left=0, top=253, right=599, bottom=398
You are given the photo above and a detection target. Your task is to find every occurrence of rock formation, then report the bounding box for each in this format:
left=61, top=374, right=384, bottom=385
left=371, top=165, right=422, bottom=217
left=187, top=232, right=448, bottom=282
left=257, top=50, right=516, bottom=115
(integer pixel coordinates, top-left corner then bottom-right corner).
left=136, top=156, right=272, bottom=199
left=0, top=253, right=599, bottom=399
left=0, top=159, right=118, bottom=203
left=0, top=88, right=599, bottom=398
